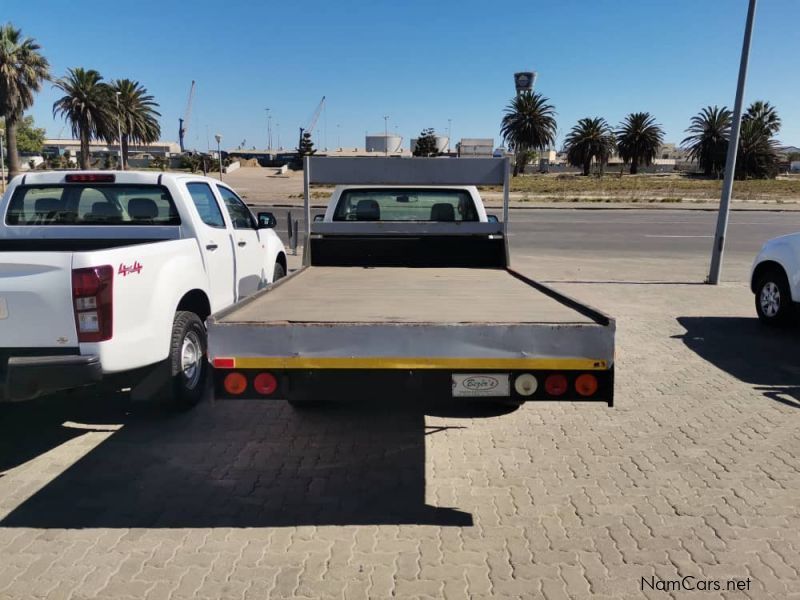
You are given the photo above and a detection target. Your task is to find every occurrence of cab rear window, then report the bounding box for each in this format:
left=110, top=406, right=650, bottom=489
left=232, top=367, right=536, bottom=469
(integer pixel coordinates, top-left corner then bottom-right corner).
left=5, top=184, right=181, bottom=226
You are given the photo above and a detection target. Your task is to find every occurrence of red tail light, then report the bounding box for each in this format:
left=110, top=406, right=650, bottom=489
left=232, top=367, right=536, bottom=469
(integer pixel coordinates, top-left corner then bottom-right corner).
left=66, top=174, right=115, bottom=183
left=575, top=374, right=598, bottom=397
left=253, top=372, right=278, bottom=395
left=224, top=372, right=248, bottom=395
left=72, top=266, right=113, bottom=342
left=544, top=374, right=568, bottom=396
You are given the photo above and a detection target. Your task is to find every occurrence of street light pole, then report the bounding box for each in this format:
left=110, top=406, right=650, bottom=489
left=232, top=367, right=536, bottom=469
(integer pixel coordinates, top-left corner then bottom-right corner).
left=215, top=134, right=223, bottom=180
left=383, top=115, right=389, bottom=156
left=265, top=108, right=271, bottom=150
left=115, top=91, right=124, bottom=170
left=447, top=118, right=452, bottom=153
left=708, top=0, right=758, bottom=285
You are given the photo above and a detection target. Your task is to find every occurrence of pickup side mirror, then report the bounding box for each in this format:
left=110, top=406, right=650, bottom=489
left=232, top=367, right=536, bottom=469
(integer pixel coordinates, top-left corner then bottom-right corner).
left=313, top=214, right=324, bottom=222
left=487, top=214, right=499, bottom=223
left=257, top=211, right=277, bottom=229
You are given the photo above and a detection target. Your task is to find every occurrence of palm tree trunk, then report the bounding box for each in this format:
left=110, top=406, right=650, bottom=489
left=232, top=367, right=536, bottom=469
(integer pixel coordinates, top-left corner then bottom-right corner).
left=80, top=130, right=90, bottom=170
left=122, top=134, right=129, bottom=169
left=583, top=157, right=591, bottom=176
left=5, top=115, right=21, bottom=180
left=630, top=157, right=639, bottom=175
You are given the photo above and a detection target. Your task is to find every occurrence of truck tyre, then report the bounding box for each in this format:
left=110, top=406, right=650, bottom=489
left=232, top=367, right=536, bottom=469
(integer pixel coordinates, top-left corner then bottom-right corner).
left=164, top=311, right=207, bottom=410
left=755, top=268, right=794, bottom=326
left=273, top=262, right=285, bottom=282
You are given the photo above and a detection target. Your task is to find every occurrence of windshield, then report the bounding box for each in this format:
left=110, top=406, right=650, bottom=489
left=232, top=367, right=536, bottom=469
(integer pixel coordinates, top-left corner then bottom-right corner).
left=333, top=188, right=479, bottom=222
left=5, top=184, right=180, bottom=226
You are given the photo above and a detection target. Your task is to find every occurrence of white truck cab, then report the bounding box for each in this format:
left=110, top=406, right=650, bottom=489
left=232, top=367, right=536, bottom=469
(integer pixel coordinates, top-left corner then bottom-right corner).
left=0, top=170, right=286, bottom=407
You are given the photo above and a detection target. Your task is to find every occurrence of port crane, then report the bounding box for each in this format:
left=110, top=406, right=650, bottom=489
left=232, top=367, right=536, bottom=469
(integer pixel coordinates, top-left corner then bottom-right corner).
left=297, top=96, right=325, bottom=150
left=178, top=80, right=196, bottom=153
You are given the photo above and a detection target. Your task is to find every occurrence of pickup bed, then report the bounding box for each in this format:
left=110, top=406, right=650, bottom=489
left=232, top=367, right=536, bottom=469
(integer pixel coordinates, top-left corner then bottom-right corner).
left=208, top=157, right=615, bottom=407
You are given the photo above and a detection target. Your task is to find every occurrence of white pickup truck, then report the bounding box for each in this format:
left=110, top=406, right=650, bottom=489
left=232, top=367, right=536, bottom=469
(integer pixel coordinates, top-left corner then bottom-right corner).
left=751, top=231, right=800, bottom=326
left=0, top=171, right=286, bottom=407
left=208, top=158, right=615, bottom=407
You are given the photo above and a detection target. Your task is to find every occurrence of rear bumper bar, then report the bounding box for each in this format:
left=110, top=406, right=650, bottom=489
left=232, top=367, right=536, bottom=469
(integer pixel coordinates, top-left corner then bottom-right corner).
left=214, top=368, right=614, bottom=406
left=2, top=354, right=102, bottom=401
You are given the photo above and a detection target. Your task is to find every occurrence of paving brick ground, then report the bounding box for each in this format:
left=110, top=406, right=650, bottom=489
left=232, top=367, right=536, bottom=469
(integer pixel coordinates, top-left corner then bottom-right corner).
left=1, top=255, right=799, bottom=599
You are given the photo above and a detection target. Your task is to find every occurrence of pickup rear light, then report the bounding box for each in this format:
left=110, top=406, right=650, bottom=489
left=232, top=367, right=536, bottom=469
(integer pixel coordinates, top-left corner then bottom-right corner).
left=544, top=374, right=568, bottom=396
left=575, top=374, right=598, bottom=397
left=253, top=372, right=277, bottom=395
left=223, top=372, right=247, bottom=395
left=65, top=173, right=115, bottom=183
left=72, top=266, right=113, bottom=342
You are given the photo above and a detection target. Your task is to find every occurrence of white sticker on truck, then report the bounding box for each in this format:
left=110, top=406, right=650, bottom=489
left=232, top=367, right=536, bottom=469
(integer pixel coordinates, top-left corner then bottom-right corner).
left=452, top=373, right=510, bottom=397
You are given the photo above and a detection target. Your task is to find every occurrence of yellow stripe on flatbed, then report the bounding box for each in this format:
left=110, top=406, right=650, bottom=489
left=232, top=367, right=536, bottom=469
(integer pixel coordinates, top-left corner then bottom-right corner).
left=230, top=357, right=609, bottom=370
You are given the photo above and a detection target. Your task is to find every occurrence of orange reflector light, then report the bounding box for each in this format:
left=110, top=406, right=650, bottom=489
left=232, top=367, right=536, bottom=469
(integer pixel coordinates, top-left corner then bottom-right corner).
left=575, top=374, right=598, bottom=397
left=544, top=374, right=568, bottom=396
left=253, top=372, right=278, bottom=395
left=223, top=372, right=247, bottom=395
left=213, top=357, right=235, bottom=369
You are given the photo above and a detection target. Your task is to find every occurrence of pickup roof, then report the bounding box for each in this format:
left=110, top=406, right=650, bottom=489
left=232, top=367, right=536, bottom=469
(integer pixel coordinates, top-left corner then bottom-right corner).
left=0, top=171, right=286, bottom=407
left=208, top=157, right=615, bottom=407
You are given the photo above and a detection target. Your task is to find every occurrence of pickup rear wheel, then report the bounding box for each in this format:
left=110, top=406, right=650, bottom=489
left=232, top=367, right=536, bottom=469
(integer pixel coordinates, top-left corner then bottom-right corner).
left=165, top=311, right=207, bottom=410
left=755, top=268, right=794, bottom=326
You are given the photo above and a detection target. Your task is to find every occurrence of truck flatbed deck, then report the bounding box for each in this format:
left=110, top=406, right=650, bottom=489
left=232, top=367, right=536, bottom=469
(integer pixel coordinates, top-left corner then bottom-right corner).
left=218, top=267, right=595, bottom=325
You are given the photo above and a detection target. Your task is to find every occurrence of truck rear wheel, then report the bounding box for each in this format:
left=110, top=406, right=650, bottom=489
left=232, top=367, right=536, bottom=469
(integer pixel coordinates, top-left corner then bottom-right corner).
left=164, top=311, right=207, bottom=410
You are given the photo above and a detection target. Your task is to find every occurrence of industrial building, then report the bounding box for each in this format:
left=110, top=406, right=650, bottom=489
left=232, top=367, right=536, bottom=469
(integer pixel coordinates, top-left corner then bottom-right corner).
left=365, top=133, right=403, bottom=154
left=42, top=139, right=181, bottom=158
left=410, top=134, right=449, bottom=154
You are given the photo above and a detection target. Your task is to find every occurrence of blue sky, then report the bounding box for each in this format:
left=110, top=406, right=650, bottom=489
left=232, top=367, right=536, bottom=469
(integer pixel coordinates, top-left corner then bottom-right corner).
left=6, top=0, right=800, bottom=151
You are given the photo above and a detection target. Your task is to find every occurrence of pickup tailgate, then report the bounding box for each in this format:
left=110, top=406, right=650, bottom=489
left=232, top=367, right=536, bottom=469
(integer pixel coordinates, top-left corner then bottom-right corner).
left=0, top=252, right=78, bottom=348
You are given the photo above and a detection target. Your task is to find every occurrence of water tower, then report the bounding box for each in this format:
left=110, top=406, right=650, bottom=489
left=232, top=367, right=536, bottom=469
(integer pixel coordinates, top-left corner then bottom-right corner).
left=514, top=71, right=537, bottom=95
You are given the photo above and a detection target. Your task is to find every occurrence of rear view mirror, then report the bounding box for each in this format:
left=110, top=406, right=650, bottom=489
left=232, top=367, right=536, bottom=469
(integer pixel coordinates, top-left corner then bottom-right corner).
left=257, top=211, right=277, bottom=229
left=487, top=214, right=499, bottom=223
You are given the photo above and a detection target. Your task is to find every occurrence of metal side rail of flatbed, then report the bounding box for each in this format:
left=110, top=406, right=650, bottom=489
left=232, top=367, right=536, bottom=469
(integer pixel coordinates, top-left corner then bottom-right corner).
left=207, top=157, right=615, bottom=406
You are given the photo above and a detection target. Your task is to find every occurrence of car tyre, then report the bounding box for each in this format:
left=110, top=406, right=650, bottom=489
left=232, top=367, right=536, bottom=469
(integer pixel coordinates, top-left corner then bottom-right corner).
left=163, top=311, right=207, bottom=410
left=755, top=268, right=794, bottom=326
left=273, top=262, right=285, bottom=283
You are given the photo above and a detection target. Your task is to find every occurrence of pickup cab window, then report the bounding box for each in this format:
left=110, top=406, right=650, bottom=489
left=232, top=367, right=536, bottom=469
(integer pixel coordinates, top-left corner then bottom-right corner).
left=5, top=185, right=180, bottom=226
left=217, top=185, right=256, bottom=230
left=333, top=188, right=479, bottom=222
left=186, top=182, right=226, bottom=228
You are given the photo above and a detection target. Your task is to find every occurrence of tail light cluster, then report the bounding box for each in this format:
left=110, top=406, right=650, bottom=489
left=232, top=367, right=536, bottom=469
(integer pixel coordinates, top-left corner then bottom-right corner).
left=514, top=372, right=599, bottom=398
left=72, top=266, right=113, bottom=342
left=217, top=365, right=278, bottom=397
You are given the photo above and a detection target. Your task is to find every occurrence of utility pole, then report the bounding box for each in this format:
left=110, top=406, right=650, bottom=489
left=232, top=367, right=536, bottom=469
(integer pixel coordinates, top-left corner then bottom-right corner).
left=708, top=0, right=757, bottom=285
left=265, top=108, right=272, bottom=150
left=115, top=91, right=124, bottom=170
left=0, top=126, right=6, bottom=193
left=383, top=115, right=389, bottom=156
left=215, top=134, right=223, bottom=180
left=447, top=118, right=452, bottom=153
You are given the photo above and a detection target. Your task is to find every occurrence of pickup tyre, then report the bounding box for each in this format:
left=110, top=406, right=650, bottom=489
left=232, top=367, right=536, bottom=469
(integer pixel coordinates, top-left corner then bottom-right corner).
left=754, top=267, right=794, bottom=326
left=165, top=311, right=207, bottom=410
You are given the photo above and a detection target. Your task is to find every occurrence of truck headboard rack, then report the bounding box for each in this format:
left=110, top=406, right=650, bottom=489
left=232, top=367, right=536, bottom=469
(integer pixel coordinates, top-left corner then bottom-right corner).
left=303, top=157, right=511, bottom=268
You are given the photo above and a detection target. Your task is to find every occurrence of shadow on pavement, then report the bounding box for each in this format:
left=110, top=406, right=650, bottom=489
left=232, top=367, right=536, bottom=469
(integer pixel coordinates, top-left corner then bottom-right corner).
left=0, top=396, right=504, bottom=529
left=676, top=316, right=800, bottom=408
left=0, top=390, right=131, bottom=474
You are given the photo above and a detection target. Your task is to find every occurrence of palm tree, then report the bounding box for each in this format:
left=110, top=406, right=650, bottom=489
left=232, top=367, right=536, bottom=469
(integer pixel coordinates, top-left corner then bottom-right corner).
left=736, top=117, right=778, bottom=180
left=0, top=24, right=50, bottom=179
left=564, top=117, right=616, bottom=176
left=615, top=112, right=664, bottom=174
left=52, top=68, right=113, bottom=169
left=681, top=106, right=731, bottom=178
left=109, top=79, right=161, bottom=168
left=743, top=100, right=780, bottom=136
left=500, top=91, right=557, bottom=176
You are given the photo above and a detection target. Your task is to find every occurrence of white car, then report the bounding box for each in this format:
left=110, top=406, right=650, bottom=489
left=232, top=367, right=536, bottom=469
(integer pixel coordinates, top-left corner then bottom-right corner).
left=0, top=170, right=286, bottom=408
left=751, top=232, right=800, bottom=326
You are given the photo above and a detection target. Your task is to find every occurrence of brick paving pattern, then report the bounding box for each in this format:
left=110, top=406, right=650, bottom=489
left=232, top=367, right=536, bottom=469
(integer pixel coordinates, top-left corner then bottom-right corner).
left=1, top=264, right=798, bottom=599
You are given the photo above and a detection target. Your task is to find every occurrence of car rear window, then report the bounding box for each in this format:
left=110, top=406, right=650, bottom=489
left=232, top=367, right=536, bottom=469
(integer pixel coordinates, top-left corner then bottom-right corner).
left=333, top=188, right=479, bottom=222
left=5, top=184, right=180, bottom=226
